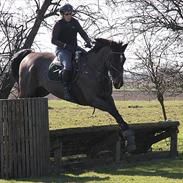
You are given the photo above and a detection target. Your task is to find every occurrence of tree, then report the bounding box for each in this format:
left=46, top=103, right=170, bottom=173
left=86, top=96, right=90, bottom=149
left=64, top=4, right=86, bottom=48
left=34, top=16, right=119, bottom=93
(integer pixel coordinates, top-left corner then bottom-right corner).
left=108, top=0, right=183, bottom=34
left=105, top=0, right=183, bottom=102
left=0, top=0, right=63, bottom=98
left=130, top=30, right=182, bottom=121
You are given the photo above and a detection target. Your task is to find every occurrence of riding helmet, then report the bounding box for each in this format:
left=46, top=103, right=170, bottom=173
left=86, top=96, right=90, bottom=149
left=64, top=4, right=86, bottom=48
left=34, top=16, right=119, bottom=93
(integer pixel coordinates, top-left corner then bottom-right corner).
left=59, top=4, right=73, bottom=14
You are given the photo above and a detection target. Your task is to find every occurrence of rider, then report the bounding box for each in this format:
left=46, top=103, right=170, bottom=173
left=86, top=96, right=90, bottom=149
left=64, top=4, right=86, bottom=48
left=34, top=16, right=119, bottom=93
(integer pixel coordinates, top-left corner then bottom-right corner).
left=51, top=3, right=92, bottom=100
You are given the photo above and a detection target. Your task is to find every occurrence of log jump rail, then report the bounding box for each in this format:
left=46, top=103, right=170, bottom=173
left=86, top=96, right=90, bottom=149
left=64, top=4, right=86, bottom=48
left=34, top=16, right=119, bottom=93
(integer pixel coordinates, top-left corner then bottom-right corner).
left=50, top=121, right=179, bottom=169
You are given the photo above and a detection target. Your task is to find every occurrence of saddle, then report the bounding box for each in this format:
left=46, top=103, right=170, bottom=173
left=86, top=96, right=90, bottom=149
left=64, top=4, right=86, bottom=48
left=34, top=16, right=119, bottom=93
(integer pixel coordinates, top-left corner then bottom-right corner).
left=48, top=50, right=86, bottom=82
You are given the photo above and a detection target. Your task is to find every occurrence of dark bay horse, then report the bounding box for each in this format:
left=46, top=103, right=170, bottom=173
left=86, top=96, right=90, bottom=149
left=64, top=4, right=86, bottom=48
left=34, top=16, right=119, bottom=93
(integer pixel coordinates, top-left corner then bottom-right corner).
left=11, top=38, right=136, bottom=152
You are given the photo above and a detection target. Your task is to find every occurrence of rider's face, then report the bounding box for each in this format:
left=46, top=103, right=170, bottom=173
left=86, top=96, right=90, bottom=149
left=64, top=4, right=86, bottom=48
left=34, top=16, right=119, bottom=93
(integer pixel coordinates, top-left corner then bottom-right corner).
left=63, top=11, right=72, bottom=22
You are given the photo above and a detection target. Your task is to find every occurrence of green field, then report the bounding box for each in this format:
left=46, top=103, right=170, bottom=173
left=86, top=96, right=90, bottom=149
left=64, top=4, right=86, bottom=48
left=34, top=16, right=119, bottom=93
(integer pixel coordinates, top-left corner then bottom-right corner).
left=48, top=100, right=183, bottom=130
left=1, top=100, right=183, bottom=183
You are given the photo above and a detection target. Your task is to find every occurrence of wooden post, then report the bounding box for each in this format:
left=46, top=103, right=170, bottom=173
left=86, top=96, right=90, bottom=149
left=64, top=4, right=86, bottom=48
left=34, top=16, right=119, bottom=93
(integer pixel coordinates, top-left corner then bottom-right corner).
left=53, top=139, right=62, bottom=172
left=115, top=137, right=121, bottom=163
left=170, top=129, right=178, bottom=158
left=0, top=98, right=50, bottom=179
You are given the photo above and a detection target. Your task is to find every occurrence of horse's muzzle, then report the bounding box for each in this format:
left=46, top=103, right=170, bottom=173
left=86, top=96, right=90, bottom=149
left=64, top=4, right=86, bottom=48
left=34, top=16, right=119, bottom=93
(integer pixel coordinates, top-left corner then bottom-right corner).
left=114, top=80, right=123, bottom=89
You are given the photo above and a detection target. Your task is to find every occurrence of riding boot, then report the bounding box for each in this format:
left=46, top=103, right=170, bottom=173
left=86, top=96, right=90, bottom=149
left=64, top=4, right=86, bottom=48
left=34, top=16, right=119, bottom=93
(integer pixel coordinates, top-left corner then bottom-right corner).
left=63, top=82, right=72, bottom=100
left=62, top=70, right=73, bottom=101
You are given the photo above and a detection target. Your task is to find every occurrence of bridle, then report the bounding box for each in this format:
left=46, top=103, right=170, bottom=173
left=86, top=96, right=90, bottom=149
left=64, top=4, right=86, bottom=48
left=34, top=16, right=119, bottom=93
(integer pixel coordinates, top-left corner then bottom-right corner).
left=106, top=51, right=125, bottom=76
left=87, top=46, right=125, bottom=83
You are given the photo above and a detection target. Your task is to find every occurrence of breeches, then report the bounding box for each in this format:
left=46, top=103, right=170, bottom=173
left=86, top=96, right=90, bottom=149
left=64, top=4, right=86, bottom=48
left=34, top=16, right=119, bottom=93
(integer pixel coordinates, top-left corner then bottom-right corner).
left=55, top=46, right=86, bottom=70
left=56, top=48, right=72, bottom=70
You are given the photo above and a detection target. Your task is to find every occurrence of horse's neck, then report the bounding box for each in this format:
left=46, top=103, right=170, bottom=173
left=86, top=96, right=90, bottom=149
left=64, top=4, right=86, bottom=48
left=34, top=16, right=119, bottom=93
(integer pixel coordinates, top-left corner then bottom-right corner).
left=87, top=47, right=109, bottom=73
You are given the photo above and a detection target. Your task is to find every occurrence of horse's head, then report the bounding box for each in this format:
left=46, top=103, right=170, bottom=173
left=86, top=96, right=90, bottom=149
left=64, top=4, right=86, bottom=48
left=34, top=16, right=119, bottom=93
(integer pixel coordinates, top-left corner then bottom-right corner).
left=94, top=38, right=128, bottom=89
left=109, top=42, right=128, bottom=89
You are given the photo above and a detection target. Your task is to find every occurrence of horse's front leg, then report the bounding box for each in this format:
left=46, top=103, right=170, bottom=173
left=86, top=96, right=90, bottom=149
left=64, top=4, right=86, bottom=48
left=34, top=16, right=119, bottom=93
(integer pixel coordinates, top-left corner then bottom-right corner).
left=92, top=96, right=136, bottom=152
left=92, top=96, right=127, bottom=129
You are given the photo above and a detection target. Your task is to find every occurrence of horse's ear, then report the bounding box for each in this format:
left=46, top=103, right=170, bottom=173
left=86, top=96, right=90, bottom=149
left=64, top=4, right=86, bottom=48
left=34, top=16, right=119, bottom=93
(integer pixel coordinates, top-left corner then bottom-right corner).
left=121, top=43, right=128, bottom=52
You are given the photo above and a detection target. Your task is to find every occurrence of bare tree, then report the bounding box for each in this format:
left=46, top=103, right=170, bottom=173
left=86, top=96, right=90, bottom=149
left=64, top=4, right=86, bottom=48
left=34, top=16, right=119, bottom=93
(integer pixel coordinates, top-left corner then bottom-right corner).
left=130, top=30, right=182, bottom=121
left=107, top=0, right=183, bottom=33
left=0, top=0, right=62, bottom=98
left=105, top=0, right=183, bottom=99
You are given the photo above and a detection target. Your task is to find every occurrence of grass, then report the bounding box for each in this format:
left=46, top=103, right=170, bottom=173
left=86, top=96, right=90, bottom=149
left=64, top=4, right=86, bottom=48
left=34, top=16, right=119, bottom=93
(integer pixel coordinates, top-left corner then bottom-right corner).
left=1, top=99, right=183, bottom=182
left=1, top=158, right=183, bottom=183
left=48, top=100, right=183, bottom=129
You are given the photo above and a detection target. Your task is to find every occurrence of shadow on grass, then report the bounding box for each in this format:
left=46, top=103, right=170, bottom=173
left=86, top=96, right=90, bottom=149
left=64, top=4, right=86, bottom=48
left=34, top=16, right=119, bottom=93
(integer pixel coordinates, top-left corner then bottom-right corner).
left=93, top=156, right=183, bottom=180
left=11, top=155, right=183, bottom=182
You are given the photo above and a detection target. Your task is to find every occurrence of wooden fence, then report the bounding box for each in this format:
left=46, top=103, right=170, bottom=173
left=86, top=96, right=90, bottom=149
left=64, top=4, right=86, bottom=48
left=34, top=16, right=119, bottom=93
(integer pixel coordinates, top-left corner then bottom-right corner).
left=50, top=121, right=179, bottom=169
left=0, top=98, right=50, bottom=179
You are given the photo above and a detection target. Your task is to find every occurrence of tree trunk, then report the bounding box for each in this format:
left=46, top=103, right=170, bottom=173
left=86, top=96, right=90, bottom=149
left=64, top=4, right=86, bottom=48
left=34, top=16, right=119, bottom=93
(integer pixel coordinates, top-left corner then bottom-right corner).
left=23, top=0, right=52, bottom=49
left=0, top=72, right=15, bottom=99
left=157, top=92, right=167, bottom=121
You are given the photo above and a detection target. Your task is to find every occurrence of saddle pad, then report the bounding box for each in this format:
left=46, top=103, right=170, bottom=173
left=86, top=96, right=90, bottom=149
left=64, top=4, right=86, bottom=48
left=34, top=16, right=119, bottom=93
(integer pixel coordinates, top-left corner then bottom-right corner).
left=48, top=62, right=63, bottom=81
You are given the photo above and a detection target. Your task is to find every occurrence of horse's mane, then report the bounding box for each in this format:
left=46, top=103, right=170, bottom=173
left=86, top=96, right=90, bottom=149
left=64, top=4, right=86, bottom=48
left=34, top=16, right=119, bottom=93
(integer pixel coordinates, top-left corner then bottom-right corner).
left=90, top=38, right=123, bottom=53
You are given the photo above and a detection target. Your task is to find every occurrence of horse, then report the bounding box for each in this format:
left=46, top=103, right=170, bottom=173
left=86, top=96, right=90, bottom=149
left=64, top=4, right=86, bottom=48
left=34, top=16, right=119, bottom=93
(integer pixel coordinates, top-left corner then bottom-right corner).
left=11, top=38, right=136, bottom=152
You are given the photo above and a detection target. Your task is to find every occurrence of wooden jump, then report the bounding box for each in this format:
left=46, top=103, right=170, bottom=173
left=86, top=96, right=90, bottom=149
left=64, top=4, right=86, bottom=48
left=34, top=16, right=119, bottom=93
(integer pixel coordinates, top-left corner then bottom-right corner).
left=50, top=121, right=179, bottom=169
left=0, top=97, right=179, bottom=176
left=0, top=98, right=50, bottom=179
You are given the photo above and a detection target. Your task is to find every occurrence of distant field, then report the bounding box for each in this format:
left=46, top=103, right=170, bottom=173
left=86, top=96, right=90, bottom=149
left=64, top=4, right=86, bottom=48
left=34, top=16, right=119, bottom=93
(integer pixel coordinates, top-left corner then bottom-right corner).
left=112, top=90, right=183, bottom=100
left=47, top=90, right=183, bottom=101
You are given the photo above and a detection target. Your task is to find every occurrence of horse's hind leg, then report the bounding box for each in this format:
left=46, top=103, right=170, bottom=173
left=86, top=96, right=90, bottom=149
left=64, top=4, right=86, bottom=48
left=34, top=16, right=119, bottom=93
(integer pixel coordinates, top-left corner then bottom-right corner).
left=18, top=71, right=36, bottom=98
left=18, top=75, right=29, bottom=98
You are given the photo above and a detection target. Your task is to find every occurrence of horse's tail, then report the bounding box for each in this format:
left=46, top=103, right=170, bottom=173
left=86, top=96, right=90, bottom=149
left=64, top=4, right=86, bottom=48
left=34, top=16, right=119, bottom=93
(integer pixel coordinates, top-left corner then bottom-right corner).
left=11, top=49, right=32, bottom=82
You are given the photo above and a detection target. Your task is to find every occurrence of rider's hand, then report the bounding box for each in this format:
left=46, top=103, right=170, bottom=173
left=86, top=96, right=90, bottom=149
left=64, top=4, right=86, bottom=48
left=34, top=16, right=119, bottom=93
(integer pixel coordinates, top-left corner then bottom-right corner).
left=85, top=42, right=92, bottom=48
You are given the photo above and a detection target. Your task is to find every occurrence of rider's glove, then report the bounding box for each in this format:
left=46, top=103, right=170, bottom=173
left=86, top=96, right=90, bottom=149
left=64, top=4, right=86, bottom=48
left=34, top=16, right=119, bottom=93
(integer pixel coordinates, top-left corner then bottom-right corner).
left=85, top=38, right=92, bottom=48
left=85, top=42, right=92, bottom=48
